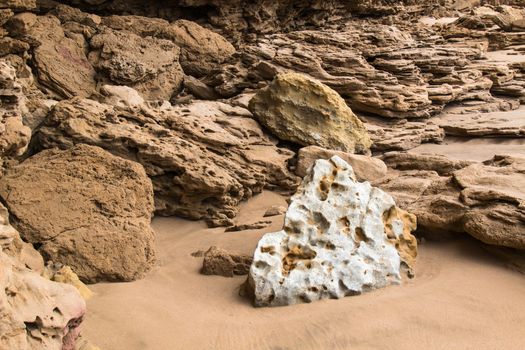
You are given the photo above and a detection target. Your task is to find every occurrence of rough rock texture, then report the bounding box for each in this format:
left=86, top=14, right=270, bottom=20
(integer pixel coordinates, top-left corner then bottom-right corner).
left=43, top=263, right=94, bottom=300
left=249, top=73, right=372, bottom=154
left=0, top=203, right=86, bottom=350
left=89, top=28, right=184, bottom=100
left=377, top=153, right=525, bottom=249
left=0, top=144, right=157, bottom=283
left=37, top=97, right=299, bottom=227
left=99, top=15, right=235, bottom=77
left=0, top=59, right=31, bottom=157
left=6, top=13, right=97, bottom=98
left=245, top=156, right=417, bottom=307
left=201, top=246, right=253, bottom=277
left=295, top=145, right=387, bottom=181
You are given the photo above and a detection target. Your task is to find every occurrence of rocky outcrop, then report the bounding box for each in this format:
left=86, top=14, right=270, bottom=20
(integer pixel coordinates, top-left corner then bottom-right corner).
left=6, top=13, right=97, bottom=98
left=37, top=96, right=299, bottom=227
left=249, top=73, right=372, bottom=154
left=295, top=145, right=387, bottom=181
left=377, top=153, right=525, bottom=249
left=89, top=28, right=184, bottom=101
left=0, top=203, right=86, bottom=350
left=0, top=144, right=157, bottom=283
left=0, top=59, right=31, bottom=157
left=201, top=246, right=252, bottom=277
left=245, top=156, right=417, bottom=307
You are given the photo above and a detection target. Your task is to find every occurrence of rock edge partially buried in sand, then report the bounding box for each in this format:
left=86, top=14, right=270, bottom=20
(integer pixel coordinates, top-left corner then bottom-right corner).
left=244, top=156, right=417, bottom=307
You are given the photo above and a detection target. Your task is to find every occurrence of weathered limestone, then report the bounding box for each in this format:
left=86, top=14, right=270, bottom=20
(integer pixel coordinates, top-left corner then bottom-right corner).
left=0, top=144, right=157, bottom=283
left=245, top=156, right=417, bottom=307
left=249, top=73, right=372, bottom=154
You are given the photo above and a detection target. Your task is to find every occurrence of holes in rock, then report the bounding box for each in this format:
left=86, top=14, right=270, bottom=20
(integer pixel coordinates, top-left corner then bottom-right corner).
left=312, top=211, right=330, bottom=232
left=354, top=227, right=369, bottom=246
left=281, top=245, right=316, bottom=275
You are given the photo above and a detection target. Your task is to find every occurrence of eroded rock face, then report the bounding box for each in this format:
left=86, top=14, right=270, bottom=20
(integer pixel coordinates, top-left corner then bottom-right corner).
left=0, top=144, right=157, bottom=283
left=89, top=28, right=184, bottom=100
left=245, top=156, right=417, bottom=307
left=6, top=13, right=97, bottom=98
left=0, top=59, right=31, bottom=157
left=249, top=73, right=372, bottom=154
left=0, top=203, right=86, bottom=350
left=37, top=96, right=299, bottom=227
left=377, top=153, right=525, bottom=249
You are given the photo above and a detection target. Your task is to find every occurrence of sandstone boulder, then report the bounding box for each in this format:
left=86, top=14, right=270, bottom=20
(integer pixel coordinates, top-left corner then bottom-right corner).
left=296, top=145, right=387, bottom=181
left=0, top=203, right=86, bottom=350
left=245, top=156, right=417, bottom=307
left=0, top=144, right=157, bottom=283
left=249, top=73, right=372, bottom=154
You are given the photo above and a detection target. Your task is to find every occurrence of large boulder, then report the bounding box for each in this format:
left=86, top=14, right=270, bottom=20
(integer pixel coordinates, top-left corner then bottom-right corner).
left=249, top=73, right=372, bottom=154
left=37, top=96, right=299, bottom=227
left=245, top=156, right=417, bottom=307
left=0, top=144, right=156, bottom=283
left=0, top=203, right=86, bottom=350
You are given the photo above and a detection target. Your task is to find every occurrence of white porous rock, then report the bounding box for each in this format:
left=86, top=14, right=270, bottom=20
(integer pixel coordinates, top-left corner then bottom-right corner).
left=246, top=156, right=417, bottom=307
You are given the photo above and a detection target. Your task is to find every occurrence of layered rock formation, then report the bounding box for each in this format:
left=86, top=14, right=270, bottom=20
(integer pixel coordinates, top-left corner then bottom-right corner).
left=245, top=156, right=417, bottom=307
left=37, top=95, right=299, bottom=227
left=378, top=152, right=525, bottom=249
left=0, top=203, right=86, bottom=349
left=0, top=144, right=157, bottom=283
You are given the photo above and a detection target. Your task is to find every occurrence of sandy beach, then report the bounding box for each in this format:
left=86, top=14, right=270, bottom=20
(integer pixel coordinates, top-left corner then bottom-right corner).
left=83, top=190, right=525, bottom=350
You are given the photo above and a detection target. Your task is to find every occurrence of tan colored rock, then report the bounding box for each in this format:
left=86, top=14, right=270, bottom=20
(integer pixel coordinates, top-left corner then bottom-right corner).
left=6, top=14, right=97, bottom=98
left=377, top=153, right=525, bottom=249
left=201, top=246, right=252, bottom=277
left=166, top=19, right=236, bottom=77
left=43, top=263, right=94, bottom=300
left=89, top=28, right=184, bottom=100
left=0, top=144, right=157, bottom=283
left=0, top=202, right=86, bottom=350
left=296, top=145, right=387, bottom=181
left=0, top=59, right=31, bottom=158
left=263, top=205, right=287, bottom=217
left=38, top=97, right=299, bottom=227
left=249, top=73, right=372, bottom=154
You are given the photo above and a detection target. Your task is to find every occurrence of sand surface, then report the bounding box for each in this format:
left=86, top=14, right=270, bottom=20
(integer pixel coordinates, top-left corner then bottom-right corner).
left=83, top=189, right=525, bottom=350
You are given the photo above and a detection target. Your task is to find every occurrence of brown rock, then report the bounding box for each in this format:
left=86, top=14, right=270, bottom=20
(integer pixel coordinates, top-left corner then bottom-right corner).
left=0, top=144, right=157, bottom=283
left=296, top=145, right=387, bottom=181
left=263, top=205, right=287, bottom=217
left=225, top=220, right=272, bottom=232
left=201, top=246, right=252, bottom=277
left=89, top=28, right=184, bottom=100
left=7, top=14, right=97, bottom=98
